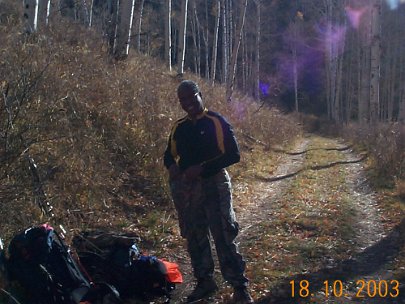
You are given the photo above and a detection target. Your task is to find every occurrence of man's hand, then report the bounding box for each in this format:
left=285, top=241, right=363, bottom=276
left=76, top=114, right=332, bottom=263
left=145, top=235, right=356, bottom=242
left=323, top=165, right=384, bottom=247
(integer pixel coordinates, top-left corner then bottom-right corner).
left=183, top=165, right=203, bottom=180
left=168, top=164, right=181, bottom=180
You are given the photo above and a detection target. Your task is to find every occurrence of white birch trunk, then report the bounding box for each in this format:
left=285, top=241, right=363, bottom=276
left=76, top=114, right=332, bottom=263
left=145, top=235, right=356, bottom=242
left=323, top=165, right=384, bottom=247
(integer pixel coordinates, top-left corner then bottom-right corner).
left=254, top=0, right=261, bottom=101
left=126, top=0, right=136, bottom=55
left=369, top=0, right=381, bottom=124
left=324, top=0, right=346, bottom=122
left=291, top=18, right=298, bottom=112
left=220, top=0, right=228, bottom=83
left=112, top=0, right=135, bottom=57
left=177, top=0, right=189, bottom=75
left=210, top=0, right=220, bottom=84
left=165, top=0, right=172, bottom=71
left=226, top=0, right=248, bottom=102
left=24, top=0, right=38, bottom=33
left=192, top=0, right=201, bottom=76
left=37, top=0, right=48, bottom=28
left=190, top=0, right=199, bottom=75
left=360, top=45, right=371, bottom=123
left=46, top=0, right=51, bottom=25
left=399, top=91, right=405, bottom=122
left=398, top=22, right=405, bottom=122
left=81, top=0, right=90, bottom=27
left=135, top=0, right=145, bottom=52
left=89, top=0, right=94, bottom=27
left=204, top=0, right=210, bottom=79
left=241, top=26, right=246, bottom=91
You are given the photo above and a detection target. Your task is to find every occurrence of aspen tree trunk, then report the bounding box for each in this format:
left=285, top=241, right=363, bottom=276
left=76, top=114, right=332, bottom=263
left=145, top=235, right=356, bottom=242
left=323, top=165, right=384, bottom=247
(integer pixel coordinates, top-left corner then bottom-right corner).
left=385, top=39, right=397, bottom=121
left=396, top=5, right=405, bottom=122
left=165, top=0, right=172, bottom=71
left=324, top=0, right=333, bottom=120
left=125, top=0, right=136, bottom=55
left=226, top=0, right=248, bottom=103
left=37, top=0, right=48, bottom=28
left=210, top=0, right=220, bottom=85
left=344, top=24, right=361, bottom=123
left=106, top=0, right=118, bottom=55
left=177, top=0, right=189, bottom=75
left=291, top=18, right=298, bottom=112
left=254, top=0, right=261, bottom=101
left=173, top=27, right=178, bottom=64
left=323, top=0, right=346, bottom=122
left=204, top=0, right=210, bottom=79
left=369, top=0, right=381, bottom=124
left=344, top=51, right=354, bottom=123
left=293, top=45, right=298, bottom=112
left=399, top=86, right=405, bottom=122
left=135, top=0, right=145, bottom=52
left=191, top=13, right=198, bottom=73
left=24, top=0, right=38, bottom=33
left=89, top=0, right=94, bottom=27
left=220, top=0, right=228, bottom=83
left=227, top=0, right=233, bottom=58
left=46, top=0, right=51, bottom=25
left=399, top=27, right=405, bottom=122
left=359, top=31, right=371, bottom=123
left=241, top=26, right=246, bottom=92
left=81, top=0, right=91, bottom=27
left=381, top=6, right=400, bottom=122
left=335, top=35, right=345, bottom=122
left=191, top=0, right=201, bottom=76
left=112, top=0, right=121, bottom=55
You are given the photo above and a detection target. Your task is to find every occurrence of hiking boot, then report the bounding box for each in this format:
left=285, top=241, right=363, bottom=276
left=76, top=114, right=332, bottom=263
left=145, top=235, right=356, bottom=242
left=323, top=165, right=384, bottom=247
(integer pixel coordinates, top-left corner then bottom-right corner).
left=232, top=286, right=254, bottom=304
left=186, top=278, right=218, bottom=302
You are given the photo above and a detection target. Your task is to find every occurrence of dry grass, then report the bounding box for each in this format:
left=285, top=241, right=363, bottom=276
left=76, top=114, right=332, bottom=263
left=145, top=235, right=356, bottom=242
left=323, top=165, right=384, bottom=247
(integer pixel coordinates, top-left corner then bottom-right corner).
left=396, top=179, right=405, bottom=200
left=0, top=8, right=302, bottom=302
left=0, top=5, right=300, bottom=243
left=341, top=123, right=405, bottom=187
left=1, top=2, right=404, bottom=303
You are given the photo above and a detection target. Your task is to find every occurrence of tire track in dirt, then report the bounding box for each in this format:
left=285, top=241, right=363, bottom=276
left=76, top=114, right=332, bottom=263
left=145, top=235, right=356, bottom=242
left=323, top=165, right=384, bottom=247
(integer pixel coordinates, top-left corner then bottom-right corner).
left=247, top=135, right=401, bottom=304
left=167, top=139, right=311, bottom=304
left=309, top=145, right=390, bottom=304
left=236, top=138, right=310, bottom=237
left=341, top=148, right=385, bottom=252
left=166, top=135, right=403, bottom=304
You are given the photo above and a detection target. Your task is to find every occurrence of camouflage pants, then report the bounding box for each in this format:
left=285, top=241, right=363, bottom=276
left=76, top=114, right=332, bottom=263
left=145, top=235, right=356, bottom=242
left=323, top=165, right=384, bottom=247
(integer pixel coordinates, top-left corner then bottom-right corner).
left=170, top=169, right=248, bottom=288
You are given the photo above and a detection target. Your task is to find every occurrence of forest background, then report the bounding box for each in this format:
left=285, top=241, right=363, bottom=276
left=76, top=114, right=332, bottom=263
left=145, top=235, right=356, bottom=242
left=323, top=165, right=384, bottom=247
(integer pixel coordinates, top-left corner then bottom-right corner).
left=0, top=0, right=404, bottom=302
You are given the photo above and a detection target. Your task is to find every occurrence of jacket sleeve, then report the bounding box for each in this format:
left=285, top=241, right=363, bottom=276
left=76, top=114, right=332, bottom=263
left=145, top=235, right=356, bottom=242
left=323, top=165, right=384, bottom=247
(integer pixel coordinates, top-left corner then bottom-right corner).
left=164, top=129, right=176, bottom=169
left=200, top=116, right=240, bottom=177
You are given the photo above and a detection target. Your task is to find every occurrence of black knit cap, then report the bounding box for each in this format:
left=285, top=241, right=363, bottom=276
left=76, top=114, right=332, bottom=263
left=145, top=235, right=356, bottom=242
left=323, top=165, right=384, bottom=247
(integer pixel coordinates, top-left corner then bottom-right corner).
left=177, top=80, right=200, bottom=95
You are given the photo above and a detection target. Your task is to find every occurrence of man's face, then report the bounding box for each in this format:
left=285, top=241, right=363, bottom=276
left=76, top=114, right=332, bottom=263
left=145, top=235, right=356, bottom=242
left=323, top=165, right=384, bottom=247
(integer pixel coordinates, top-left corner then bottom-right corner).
left=178, top=89, right=204, bottom=118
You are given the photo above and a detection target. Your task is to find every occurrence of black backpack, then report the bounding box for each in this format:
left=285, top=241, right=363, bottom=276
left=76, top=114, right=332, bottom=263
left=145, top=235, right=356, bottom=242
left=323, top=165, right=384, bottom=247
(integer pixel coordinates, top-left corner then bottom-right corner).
left=5, top=224, right=121, bottom=304
left=72, top=231, right=182, bottom=302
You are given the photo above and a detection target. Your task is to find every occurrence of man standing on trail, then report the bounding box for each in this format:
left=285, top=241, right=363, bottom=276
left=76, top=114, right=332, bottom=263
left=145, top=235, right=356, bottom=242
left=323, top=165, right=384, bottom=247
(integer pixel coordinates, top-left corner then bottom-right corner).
left=164, top=80, right=253, bottom=304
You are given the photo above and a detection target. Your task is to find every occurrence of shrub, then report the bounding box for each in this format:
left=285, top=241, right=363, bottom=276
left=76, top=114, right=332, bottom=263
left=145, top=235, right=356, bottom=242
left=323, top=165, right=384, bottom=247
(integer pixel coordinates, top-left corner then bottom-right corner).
left=342, top=122, right=405, bottom=187
left=0, top=1, right=302, bottom=240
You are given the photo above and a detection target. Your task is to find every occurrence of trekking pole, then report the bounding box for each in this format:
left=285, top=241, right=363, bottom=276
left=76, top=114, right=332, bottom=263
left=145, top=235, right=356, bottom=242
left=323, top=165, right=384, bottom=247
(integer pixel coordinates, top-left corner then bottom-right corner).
left=25, top=151, right=55, bottom=218
left=0, top=289, right=23, bottom=304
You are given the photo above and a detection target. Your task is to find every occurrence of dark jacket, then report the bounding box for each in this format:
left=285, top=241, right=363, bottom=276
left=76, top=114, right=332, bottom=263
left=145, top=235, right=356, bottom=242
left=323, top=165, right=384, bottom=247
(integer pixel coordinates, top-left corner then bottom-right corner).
left=164, top=109, right=240, bottom=178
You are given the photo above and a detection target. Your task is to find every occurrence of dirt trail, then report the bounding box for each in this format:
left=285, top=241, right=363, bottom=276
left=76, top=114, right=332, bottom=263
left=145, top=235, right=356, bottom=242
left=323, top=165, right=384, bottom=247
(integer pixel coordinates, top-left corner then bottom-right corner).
left=237, top=138, right=310, bottom=236
left=247, top=135, right=402, bottom=304
left=168, top=134, right=404, bottom=304
left=341, top=148, right=385, bottom=252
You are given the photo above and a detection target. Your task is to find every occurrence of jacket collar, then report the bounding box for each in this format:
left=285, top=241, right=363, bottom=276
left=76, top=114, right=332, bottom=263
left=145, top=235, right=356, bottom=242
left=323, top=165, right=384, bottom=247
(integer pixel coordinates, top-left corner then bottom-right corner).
left=188, top=108, right=208, bottom=121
